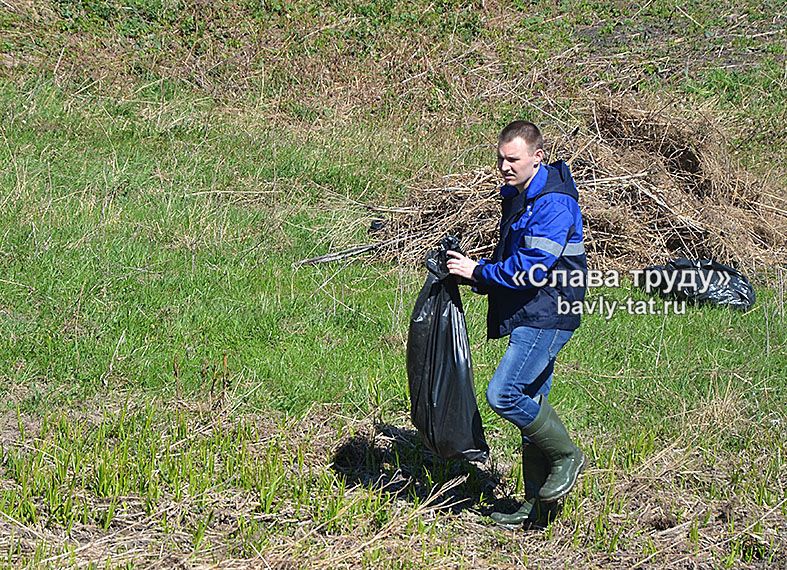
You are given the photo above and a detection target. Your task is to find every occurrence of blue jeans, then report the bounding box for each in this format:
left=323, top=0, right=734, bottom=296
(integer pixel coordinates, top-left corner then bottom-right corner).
left=486, top=326, right=574, bottom=430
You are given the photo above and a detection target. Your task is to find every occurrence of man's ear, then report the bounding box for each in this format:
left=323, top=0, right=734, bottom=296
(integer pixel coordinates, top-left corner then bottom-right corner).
left=534, top=148, right=545, bottom=165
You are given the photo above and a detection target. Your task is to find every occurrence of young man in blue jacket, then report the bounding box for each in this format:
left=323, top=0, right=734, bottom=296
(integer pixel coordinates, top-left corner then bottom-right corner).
left=447, top=120, right=587, bottom=526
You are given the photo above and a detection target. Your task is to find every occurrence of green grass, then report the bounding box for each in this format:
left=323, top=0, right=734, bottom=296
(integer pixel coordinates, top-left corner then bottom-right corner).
left=1, top=1, right=785, bottom=567
left=0, top=80, right=453, bottom=416
left=1, top=77, right=785, bottom=568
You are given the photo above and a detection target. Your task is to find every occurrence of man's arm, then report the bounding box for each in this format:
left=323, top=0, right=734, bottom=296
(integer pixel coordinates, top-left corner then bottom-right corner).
left=472, top=199, right=575, bottom=290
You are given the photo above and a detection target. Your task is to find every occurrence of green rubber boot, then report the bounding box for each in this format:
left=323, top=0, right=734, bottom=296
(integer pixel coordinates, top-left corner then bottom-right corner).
left=522, top=399, right=585, bottom=503
left=488, top=501, right=533, bottom=528
left=489, top=440, right=552, bottom=527
left=522, top=441, right=561, bottom=526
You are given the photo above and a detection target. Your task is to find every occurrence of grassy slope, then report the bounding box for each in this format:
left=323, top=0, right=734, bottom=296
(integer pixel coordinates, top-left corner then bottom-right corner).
left=0, top=1, right=785, bottom=568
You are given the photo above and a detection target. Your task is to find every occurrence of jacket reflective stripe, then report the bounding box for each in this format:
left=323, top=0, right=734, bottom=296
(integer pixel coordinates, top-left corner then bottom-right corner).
left=523, top=236, right=585, bottom=257
left=523, top=236, right=563, bottom=257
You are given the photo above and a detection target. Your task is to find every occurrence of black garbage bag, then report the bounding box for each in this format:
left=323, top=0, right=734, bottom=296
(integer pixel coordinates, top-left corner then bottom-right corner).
left=406, top=236, right=489, bottom=463
left=641, top=258, right=756, bottom=310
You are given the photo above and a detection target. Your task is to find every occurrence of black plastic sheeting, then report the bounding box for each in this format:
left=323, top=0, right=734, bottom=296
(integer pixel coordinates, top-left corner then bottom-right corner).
left=406, top=236, right=489, bottom=463
left=642, top=258, right=756, bottom=310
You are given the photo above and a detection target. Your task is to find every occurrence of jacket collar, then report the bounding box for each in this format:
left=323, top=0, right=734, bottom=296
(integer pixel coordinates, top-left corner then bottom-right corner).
left=525, top=163, right=548, bottom=201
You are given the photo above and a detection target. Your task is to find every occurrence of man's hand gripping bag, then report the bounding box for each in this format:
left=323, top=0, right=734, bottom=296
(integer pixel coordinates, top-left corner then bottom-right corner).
left=406, top=236, right=489, bottom=463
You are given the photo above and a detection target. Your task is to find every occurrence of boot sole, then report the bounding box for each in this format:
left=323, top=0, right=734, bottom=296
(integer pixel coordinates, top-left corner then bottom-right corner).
left=491, top=520, right=525, bottom=530
left=539, top=451, right=585, bottom=503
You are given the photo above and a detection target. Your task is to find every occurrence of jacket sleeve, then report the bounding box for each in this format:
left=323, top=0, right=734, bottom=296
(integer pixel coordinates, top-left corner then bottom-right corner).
left=470, top=258, right=491, bottom=294
left=472, top=199, right=574, bottom=290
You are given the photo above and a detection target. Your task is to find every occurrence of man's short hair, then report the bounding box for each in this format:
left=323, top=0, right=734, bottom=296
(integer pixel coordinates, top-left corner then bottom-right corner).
left=499, top=121, right=544, bottom=151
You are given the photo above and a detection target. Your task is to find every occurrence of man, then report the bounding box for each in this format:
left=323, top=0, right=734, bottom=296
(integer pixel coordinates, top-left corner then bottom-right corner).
left=446, top=120, right=587, bottom=527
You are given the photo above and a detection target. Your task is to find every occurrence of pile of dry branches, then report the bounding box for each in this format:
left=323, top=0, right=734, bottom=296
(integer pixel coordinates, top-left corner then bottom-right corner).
left=369, top=100, right=786, bottom=274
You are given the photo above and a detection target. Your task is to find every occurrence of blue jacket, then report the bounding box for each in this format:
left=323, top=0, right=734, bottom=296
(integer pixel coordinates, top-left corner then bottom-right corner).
left=471, top=161, right=587, bottom=338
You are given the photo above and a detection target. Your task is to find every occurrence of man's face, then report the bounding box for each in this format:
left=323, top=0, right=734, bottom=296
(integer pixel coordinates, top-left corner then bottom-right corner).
left=497, top=137, right=544, bottom=190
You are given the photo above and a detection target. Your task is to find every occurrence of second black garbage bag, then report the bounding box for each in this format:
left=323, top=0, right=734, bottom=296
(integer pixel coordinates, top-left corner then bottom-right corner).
left=406, top=236, right=490, bottom=463
left=641, top=258, right=756, bottom=310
